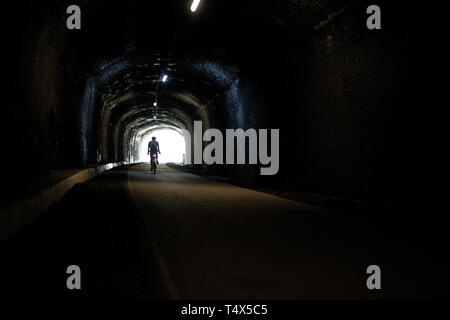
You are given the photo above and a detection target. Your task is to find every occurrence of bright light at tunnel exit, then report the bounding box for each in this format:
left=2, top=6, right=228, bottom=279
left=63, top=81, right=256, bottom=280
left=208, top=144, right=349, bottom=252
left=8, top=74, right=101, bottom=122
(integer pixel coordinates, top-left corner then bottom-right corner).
left=190, top=0, right=201, bottom=12
left=139, top=129, right=186, bottom=164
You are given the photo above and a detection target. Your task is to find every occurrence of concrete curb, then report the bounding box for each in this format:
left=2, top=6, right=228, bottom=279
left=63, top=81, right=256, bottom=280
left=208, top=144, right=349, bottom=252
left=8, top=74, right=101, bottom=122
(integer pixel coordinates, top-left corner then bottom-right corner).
left=0, top=162, right=127, bottom=244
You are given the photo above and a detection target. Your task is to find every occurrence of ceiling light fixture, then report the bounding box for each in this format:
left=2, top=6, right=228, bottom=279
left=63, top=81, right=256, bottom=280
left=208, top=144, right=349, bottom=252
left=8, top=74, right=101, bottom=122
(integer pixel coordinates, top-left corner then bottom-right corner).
left=190, top=0, right=201, bottom=12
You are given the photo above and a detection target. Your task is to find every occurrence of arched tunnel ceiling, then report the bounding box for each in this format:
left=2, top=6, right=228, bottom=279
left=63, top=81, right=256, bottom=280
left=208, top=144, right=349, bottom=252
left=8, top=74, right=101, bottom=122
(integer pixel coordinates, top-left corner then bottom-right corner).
left=74, top=0, right=351, bottom=162
left=97, top=54, right=235, bottom=160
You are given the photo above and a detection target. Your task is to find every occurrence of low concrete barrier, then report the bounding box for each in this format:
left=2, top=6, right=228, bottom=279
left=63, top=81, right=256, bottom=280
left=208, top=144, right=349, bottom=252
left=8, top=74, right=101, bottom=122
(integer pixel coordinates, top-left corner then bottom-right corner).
left=0, top=162, right=127, bottom=244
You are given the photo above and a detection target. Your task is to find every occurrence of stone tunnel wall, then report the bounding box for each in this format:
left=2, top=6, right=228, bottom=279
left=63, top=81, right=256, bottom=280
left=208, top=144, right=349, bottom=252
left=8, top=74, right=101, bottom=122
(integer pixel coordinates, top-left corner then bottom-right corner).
left=2, top=2, right=86, bottom=184
left=209, top=1, right=440, bottom=212
left=299, top=2, right=438, bottom=209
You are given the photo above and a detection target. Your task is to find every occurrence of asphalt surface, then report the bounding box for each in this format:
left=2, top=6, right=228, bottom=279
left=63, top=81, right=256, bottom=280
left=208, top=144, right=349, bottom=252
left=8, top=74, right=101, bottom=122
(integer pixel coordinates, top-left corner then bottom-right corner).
left=127, top=164, right=447, bottom=299
left=0, top=163, right=448, bottom=299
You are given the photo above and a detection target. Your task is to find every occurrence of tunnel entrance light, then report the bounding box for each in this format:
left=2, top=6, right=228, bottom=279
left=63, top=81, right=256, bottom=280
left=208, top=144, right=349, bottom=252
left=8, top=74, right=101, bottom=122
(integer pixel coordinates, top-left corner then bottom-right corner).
left=139, top=129, right=186, bottom=164
left=162, top=74, right=168, bottom=82
left=190, top=0, right=201, bottom=12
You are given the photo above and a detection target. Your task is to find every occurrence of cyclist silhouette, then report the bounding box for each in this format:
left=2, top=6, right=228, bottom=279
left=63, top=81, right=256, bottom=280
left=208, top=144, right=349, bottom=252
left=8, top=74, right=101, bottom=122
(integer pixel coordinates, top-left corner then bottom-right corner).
left=147, top=137, right=161, bottom=164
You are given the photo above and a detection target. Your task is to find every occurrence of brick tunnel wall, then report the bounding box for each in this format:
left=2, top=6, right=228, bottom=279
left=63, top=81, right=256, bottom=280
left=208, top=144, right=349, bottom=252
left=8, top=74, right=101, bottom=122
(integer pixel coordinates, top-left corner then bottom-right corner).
left=299, top=2, right=438, bottom=208
left=217, top=76, right=269, bottom=183
left=302, top=2, right=407, bottom=202
left=212, top=1, right=441, bottom=213
left=2, top=3, right=87, bottom=184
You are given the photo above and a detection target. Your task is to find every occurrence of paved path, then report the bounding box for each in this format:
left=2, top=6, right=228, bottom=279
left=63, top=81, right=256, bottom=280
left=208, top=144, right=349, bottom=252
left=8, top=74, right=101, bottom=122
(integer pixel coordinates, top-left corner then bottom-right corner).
left=126, top=164, right=447, bottom=299
left=0, top=164, right=447, bottom=299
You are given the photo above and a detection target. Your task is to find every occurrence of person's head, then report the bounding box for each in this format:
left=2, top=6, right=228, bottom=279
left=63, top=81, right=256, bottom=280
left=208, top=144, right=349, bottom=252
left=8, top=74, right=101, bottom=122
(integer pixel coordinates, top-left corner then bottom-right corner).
left=152, top=137, right=156, bottom=141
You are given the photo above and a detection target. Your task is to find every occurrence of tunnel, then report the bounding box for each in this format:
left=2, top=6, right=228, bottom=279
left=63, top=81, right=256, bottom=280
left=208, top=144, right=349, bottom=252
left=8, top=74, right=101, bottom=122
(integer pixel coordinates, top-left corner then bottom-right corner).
left=0, top=0, right=448, bottom=303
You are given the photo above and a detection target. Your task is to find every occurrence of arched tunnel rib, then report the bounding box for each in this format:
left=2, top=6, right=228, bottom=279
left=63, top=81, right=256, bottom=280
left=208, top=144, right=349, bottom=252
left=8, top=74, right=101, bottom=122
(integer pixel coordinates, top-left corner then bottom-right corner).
left=0, top=0, right=448, bottom=302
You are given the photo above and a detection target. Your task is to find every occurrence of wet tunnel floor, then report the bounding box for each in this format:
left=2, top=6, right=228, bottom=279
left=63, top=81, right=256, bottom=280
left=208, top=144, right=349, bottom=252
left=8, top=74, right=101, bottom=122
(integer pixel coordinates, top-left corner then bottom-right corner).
left=0, top=164, right=449, bottom=299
